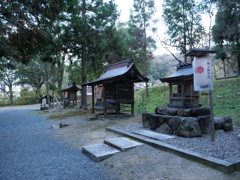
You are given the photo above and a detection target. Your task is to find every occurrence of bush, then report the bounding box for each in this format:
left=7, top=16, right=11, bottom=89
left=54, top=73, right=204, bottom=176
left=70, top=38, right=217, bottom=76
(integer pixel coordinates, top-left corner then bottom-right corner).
left=14, top=89, right=37, bottom=105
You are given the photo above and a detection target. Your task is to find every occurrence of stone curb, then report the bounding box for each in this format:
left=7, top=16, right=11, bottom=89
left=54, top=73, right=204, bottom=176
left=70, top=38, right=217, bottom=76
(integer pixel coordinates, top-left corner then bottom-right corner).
left=106, top=126, right=240, bottom=174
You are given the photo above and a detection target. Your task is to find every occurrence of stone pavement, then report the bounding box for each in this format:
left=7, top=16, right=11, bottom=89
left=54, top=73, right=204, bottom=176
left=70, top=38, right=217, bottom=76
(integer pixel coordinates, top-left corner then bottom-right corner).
left=82, top=137, right=143, bottom=162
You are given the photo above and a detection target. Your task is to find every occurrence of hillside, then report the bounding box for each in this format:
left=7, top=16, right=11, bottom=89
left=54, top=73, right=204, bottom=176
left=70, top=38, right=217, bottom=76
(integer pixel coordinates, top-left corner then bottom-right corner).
left=135, top=77, right=240, bottom=125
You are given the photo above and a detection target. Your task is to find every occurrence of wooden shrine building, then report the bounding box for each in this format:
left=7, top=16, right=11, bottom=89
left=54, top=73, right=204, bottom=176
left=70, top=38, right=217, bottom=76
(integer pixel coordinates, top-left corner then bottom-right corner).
left=160, top=63, right=200, bottom=108
left=60, top=82, right=81, bottom=108
left=82, top=59, right=148, bottom=116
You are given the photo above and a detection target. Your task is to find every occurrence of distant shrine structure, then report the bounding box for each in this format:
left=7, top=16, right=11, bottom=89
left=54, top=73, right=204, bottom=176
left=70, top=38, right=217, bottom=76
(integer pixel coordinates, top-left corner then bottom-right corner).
left=61, top=82, right=81, bottom=108
left=82, top=59, right=148, bottom=117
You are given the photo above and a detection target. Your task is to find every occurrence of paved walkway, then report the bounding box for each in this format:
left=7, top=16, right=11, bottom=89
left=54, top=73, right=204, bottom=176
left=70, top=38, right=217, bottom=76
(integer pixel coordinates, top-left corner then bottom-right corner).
left=0, top=105, right=106, bottom=180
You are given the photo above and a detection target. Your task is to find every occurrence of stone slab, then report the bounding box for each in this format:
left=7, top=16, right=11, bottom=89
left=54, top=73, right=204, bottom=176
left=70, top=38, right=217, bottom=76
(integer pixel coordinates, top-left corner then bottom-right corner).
left=225, top=156, right=240, bottom=170
left=82, top=143, right=120, bottom=162
left=107, top=126, right=237, bottom=173
left=104, top=137, right=143, bottom=152
left=132, top=129, right=176, bottom=140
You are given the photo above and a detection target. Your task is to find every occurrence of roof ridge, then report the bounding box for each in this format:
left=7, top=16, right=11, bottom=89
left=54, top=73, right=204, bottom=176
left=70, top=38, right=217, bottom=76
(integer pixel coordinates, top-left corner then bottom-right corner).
left=107, top=59, right=133, bottom=71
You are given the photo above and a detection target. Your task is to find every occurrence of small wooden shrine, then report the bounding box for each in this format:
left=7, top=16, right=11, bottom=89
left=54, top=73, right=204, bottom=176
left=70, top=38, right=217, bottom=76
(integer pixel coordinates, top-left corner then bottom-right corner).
left=60, top=82, right=81, bottom=108
left=160, top=63, right=200, bottom=108
left=82, top=59, right=148, bottom=116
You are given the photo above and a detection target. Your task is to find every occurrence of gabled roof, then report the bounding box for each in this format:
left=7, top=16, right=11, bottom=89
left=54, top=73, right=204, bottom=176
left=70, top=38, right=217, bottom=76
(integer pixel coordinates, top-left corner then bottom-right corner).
left=160, top=63, right=193, bottom=82
left=61, top=82, right=81, bottom=92
left=185, top=49, right=216, bottom=57
left=82, top=59, right=148, bottom=86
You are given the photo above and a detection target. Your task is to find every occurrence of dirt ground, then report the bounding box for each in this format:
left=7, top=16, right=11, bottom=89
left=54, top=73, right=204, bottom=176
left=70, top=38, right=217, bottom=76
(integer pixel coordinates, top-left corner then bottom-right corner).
left=44, top=108, right=240, bottom=180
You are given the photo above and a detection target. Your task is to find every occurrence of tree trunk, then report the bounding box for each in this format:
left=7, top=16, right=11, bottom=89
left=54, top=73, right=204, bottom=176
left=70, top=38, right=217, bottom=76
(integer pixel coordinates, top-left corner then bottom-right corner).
left=142, top=0, right=149, bottom=97
left=57, top=57, right=65, bottom=101
left=81, top=0, right=87, bottom=109
left=9, top=84, right=14, bottom=106
left=45, top=63, right=51, bottom=109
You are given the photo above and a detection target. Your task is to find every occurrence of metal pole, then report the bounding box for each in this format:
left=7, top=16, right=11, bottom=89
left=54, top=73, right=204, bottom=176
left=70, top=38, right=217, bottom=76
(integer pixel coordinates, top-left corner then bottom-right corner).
left=209, top=90, right=215, bottom=141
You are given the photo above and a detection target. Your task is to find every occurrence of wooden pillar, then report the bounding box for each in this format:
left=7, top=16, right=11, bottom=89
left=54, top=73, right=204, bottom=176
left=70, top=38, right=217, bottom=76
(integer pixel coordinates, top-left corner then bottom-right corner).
left=63, top=92, right=66, bottom=108
left=131, top=84, right=134, bottom=115
left=103, top=86, right=106, bottom=117
left=169, top=83, right=172, bottom=105
left=115, top=85, right=119, bottom=115
left=131, top=103, right=134, bottom=116
left=75, top=91, right=77, bottom=106
left=91, top=86, right=95, bottom=114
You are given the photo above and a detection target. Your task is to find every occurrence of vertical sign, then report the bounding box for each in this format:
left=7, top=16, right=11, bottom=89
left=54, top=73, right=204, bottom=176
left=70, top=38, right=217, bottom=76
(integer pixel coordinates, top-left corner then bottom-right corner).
left=192, top=53, right=215, bottom=141
left=192, top=54, right=213, bottom=91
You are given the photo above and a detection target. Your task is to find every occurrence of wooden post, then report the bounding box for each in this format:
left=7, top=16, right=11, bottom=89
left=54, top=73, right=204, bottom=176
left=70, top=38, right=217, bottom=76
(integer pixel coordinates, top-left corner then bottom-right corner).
left=91, top=86, right=95, bottom=114
left=169, top=83, right=172, bottom=105
left=209, top=90, right=215, bottom=141
left=103, top=86, right=106, bottom=117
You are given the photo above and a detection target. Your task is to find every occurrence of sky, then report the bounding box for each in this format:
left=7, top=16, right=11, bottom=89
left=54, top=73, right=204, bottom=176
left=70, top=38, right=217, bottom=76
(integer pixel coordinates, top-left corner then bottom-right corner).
left=113, top=0, right=215, bottom=56
left=114, top=0, right=174, bottom=55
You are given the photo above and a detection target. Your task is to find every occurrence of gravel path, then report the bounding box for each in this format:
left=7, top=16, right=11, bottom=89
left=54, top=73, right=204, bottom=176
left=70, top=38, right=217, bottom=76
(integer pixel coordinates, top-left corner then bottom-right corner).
left=0, top=105, right=108, bottom=180
left=113, top=123, right=240, bottom=160
left=1, top=105, right=240, bottom=180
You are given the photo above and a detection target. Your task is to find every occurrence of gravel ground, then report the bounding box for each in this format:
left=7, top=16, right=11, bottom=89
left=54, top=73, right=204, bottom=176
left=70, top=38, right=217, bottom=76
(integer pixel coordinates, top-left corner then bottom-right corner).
left=0, top=105, right=108, bottom=180
left=2, top=105, right=240, bottom=180
left=113, top=123, right=240, bottom=160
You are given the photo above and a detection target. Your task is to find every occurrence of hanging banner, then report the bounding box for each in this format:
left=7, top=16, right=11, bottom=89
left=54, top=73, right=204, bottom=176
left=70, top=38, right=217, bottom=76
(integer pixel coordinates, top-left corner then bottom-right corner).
left=193, top=54, right=213, bottom=91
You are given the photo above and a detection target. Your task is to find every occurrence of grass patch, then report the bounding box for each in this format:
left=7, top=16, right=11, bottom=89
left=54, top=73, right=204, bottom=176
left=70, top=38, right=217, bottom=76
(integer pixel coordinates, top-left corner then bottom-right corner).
left=135, top=77, right=240, bottom=125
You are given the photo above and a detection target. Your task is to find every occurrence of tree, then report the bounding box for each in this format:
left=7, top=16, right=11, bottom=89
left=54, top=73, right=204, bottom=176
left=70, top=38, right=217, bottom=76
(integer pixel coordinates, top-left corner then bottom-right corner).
left=200, top=0, right=216, bottom=49
left=128, top=0, right=156, bottom=73
left=66, top=0, right=119, bottom=109
left=212, top=0, right=240, bottom=75
left=0, top=58, right=17, bottom=105
left=162, top=0, right=206, bottom=62
left=128, top=0, right=156, bottom=96
left=0, top=0, right=68, bottom=64
left=150, top=62, right=170, bottom=80
left=17, top=59, right=45, bottom=101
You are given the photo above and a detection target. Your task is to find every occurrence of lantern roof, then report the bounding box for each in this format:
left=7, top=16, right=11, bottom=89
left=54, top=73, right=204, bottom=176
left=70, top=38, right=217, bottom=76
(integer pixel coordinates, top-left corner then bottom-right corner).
left=185, top=49, right=216, bottom=57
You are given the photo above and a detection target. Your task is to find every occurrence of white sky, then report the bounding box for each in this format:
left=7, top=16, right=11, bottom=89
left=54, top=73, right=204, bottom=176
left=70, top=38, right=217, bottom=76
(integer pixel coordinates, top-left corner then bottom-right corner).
left=114, top=0, right=174, bottom=55
left=113, top=0, right=214, bottom=56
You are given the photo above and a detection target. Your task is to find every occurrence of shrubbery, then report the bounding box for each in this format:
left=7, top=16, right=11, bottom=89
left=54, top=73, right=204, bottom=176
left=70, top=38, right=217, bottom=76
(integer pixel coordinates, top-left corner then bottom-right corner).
left=14, top=89, right=37, bottom=105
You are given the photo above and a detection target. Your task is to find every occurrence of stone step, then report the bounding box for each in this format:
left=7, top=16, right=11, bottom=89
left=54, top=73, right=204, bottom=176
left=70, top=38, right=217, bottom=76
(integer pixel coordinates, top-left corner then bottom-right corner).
left=104, top=137, right=143, bottom=152
left=82, top=143, right=120, bottom=162
left=82, top=137, right=144, bottom=162
left=132, top=129, right=176, bottom=140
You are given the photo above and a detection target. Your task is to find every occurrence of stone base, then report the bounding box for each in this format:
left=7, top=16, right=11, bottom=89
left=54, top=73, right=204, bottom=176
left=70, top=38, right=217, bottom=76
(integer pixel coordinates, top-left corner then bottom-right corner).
left=143, top=107, right=233, bottom=138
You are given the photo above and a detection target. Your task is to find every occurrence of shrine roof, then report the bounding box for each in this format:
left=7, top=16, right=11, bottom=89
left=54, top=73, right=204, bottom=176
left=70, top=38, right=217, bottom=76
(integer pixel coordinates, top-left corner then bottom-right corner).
left=82, top=59, right=148, bottom=86
left=61, top=82, right=81, bottom=92
left=160, top=63, right=193, bottom=82
left=185, top=49, right=216, bottom=57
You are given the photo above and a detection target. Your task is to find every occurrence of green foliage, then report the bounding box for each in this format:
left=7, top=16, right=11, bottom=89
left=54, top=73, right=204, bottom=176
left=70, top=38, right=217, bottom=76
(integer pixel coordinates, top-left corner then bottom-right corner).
left=135, top=78, right=240, bottom=125
left=200, top=77, right=240, bottom=125
left=128, top=0, right=156, bottom=74
left=14, top=89, right=37, bottom=105
left=162, top=0, right=206, bottom=55
left=0, top=0, right=68, bottom=63
left=0, top=95, right=11, bottom=106
left=135, top=85, right=169, bottom=114
left=150, top=61, right=170, bottom=80
left=212, top=0, right=240, bottom=74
